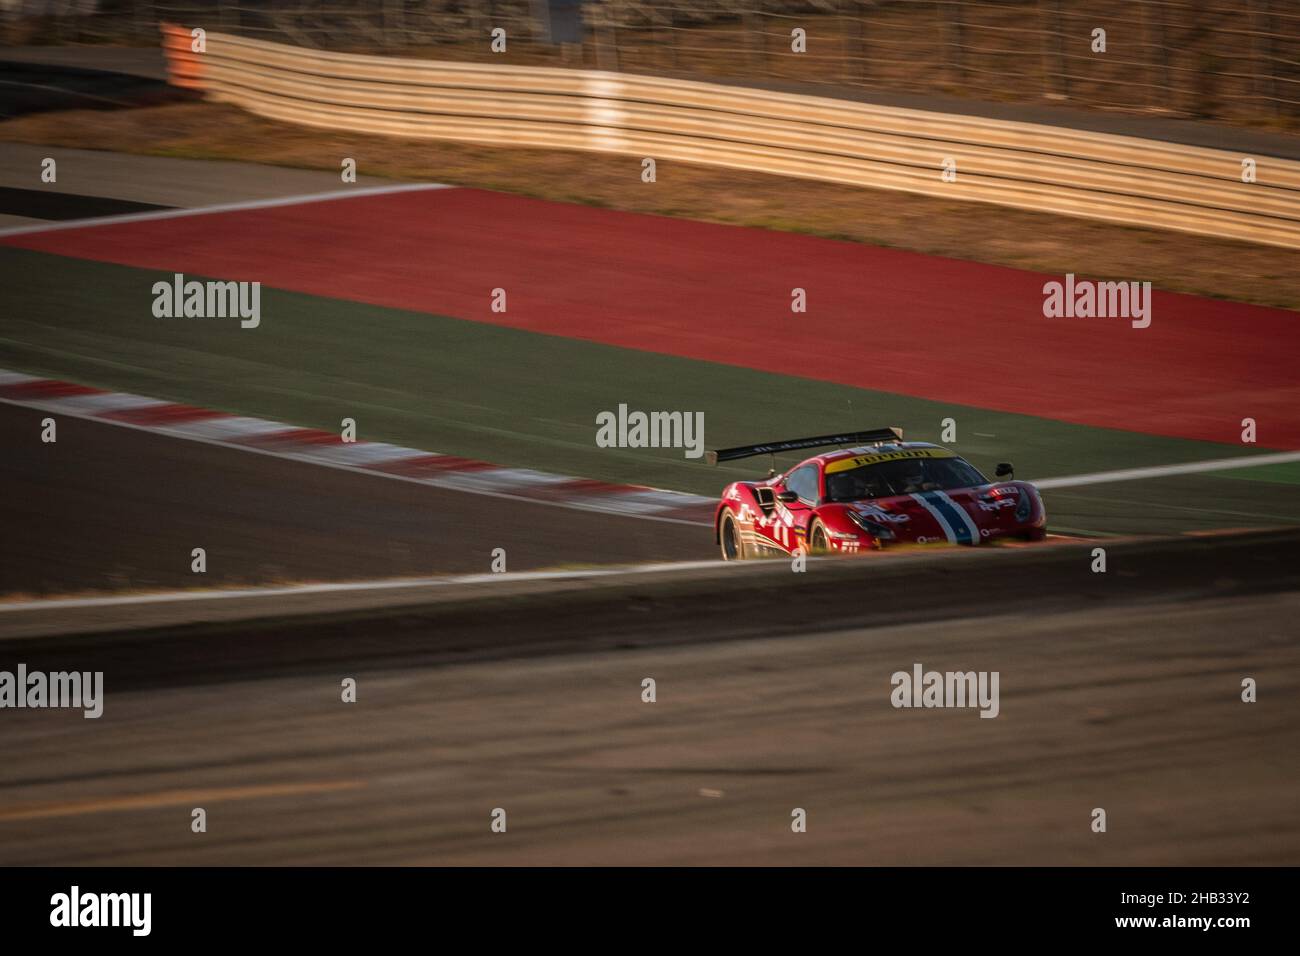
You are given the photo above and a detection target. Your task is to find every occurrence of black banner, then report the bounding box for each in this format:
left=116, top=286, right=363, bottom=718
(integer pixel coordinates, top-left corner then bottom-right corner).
left=0, top=867, right=1278, bottom=942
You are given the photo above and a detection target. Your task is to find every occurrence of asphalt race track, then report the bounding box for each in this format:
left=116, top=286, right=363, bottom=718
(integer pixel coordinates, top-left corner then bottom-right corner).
left=0, top=402, right=705, bottom=596
left=2, top=530, right=1297, bottom=865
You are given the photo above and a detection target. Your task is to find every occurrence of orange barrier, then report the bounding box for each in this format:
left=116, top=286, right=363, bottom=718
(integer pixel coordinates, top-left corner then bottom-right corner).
left=160, top=22, right=205, bottom=90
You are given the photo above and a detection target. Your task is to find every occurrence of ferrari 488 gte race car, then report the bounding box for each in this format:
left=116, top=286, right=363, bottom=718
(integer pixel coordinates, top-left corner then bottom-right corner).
left=710, top=428, right=1046, bottom=560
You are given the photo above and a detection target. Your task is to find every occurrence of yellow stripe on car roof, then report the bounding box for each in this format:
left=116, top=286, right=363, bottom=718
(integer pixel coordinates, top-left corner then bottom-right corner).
left=824, top=447, right=955, bottom=474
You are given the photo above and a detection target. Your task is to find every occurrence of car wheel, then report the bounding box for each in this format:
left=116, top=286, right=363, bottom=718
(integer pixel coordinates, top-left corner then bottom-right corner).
left=808, top=519, right=831, bottom=555
left=719, top=513, right=745, bottom=561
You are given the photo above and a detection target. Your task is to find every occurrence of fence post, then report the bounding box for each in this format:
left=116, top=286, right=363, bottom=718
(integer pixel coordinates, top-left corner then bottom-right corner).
left=743, top=2, right=763, bottom=72
left=944, top=0, right=966, bottom=88
left=1039, top=0, right=1068, bottom=99
left=1139, top=0, right=1171, bottom=110
left=667, top=0, right=679, bottom=72
left=595, top=1, right=619, bottom=71
left=1188, top=3, right=1215, bottom=119
left=844, top=0, right=868, bottom=85
left=472, top=0, right=488, bottom=49
left=1254, top=0, right=1280, bottom=117
left=611, top=0, right=620, bottom=70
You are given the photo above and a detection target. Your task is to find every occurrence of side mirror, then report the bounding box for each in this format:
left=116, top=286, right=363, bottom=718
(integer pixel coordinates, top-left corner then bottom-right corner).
left=776, top=490, right=799, bottom=503
left=995, top=462, right=1014, bottom=479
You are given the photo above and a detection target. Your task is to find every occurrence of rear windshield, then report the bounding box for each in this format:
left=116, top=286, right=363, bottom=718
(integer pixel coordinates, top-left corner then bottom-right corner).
left=825, top=457, right=988, bottom=501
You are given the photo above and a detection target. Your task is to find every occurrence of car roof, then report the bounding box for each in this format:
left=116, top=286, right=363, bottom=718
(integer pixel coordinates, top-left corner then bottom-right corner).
left=809, top=441, right=950, bottom=468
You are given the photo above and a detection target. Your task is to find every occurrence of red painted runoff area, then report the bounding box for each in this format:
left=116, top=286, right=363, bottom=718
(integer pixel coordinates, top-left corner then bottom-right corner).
left=8, top=187, right=1296, bottom=448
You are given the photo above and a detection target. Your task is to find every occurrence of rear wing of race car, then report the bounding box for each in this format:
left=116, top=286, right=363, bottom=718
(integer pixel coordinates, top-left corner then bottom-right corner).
left=705, top=427, right=903, bottom=465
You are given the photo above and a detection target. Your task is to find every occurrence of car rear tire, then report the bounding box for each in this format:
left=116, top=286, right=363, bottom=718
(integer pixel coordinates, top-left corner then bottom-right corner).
left=720, top=513, right=746, bottom=561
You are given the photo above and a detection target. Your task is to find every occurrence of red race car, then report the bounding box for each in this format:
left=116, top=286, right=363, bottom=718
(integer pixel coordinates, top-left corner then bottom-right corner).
left=709, top=428, right=1046, bottom=560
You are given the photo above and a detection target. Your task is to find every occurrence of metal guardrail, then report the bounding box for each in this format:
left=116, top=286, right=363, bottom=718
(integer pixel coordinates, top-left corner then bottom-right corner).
left=167, top=28, right=1300, bottom=248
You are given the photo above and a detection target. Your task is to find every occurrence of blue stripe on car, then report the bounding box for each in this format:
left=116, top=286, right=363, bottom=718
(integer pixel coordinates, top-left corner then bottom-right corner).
left=920, top=491, right=974, bottom=545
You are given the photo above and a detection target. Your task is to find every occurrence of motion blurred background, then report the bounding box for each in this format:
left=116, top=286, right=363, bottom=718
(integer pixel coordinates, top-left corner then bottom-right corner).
left=3, top=0, right=1297, bottom=128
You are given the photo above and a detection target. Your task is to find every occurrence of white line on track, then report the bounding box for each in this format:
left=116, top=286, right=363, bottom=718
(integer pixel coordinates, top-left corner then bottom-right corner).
left=0, top=182, right=454, bottom=238
left=0, top=560, right=727, bottom=613
left=0, top=394, right=712, bottom=527
left=1032, top=451, right=1300, bottom=489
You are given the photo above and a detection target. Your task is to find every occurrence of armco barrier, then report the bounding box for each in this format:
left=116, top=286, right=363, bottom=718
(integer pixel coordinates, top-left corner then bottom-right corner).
left=164, top=28, right=1300, bottom=249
